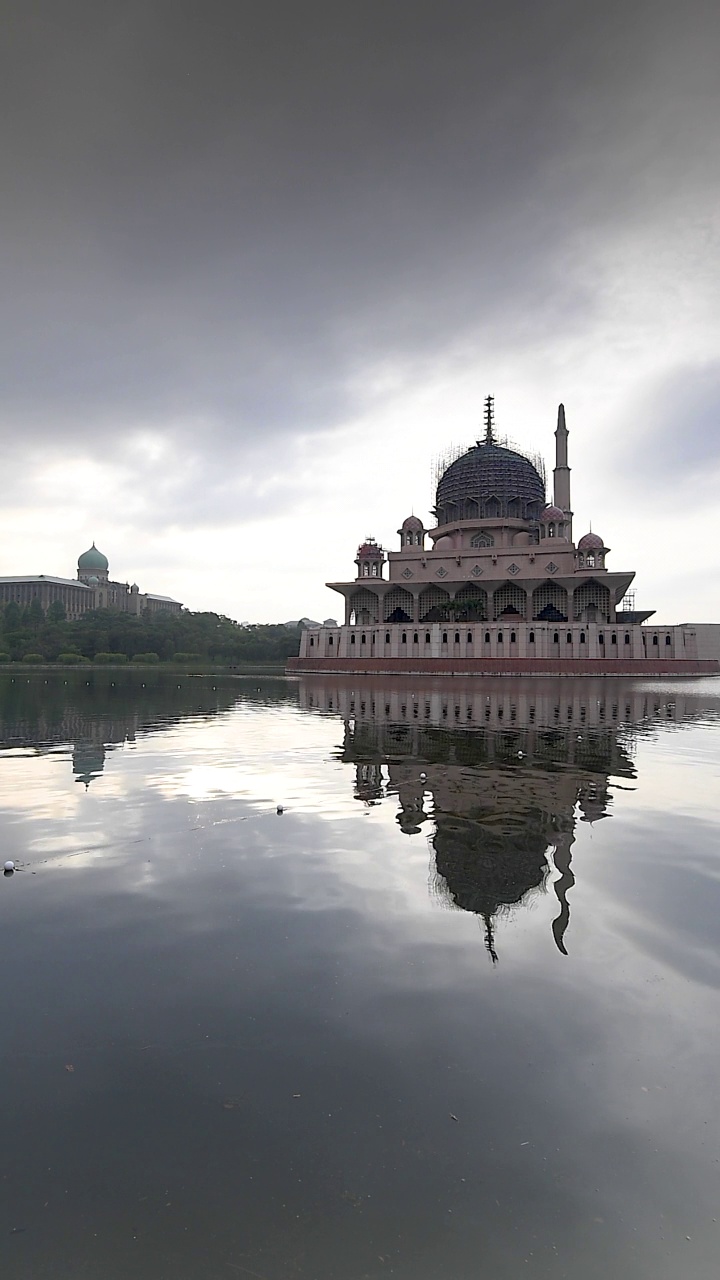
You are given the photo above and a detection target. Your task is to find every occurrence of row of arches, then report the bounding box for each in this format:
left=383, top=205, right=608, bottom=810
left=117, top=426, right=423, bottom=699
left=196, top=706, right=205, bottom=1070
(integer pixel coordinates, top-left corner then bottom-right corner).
left=348, top=580, right=612, bottom=625
left=436, top=497, right=543, bottom=525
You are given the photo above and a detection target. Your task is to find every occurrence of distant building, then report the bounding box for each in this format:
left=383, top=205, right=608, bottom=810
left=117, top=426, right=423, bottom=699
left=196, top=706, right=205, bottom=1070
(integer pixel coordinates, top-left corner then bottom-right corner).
left=0, top=543, right=182, bottom=620
left=290, top=400, right=720, bottom=675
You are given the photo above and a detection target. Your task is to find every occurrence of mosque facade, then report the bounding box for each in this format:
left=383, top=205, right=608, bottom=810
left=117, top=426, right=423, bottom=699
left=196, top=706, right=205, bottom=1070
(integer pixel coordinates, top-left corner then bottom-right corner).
left=289, top=401, right=719, bottom=675
left=0, top=543, right=182, bottom=619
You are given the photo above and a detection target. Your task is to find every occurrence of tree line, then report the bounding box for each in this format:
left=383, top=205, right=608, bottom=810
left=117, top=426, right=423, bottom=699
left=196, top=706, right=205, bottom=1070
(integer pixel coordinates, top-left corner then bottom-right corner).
left=0, top=601, right=302, bottom=665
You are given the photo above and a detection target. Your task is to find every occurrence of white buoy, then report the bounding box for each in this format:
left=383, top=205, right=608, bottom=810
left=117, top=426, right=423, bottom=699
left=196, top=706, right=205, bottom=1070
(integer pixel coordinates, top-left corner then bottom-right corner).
left=420, top=772, right=427, bottom=782
left=517, top=751, right=524, bottom=758
left=4, top=860, right=15, bottom=873
left=277, top=805, right=284, bottom=815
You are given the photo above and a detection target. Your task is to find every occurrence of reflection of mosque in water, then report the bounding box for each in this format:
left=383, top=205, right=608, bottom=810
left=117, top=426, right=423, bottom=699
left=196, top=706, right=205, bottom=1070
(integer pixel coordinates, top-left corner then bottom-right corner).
left=0, top=673, right=283, bottom=788
left=300, top=676, right=718, bottom=958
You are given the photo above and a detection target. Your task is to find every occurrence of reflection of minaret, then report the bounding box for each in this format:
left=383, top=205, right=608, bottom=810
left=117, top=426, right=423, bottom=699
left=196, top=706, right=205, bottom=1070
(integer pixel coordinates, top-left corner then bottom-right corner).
left=550, top=828, right=575, bottom=956
left=72, top=741, right=107, bottom=789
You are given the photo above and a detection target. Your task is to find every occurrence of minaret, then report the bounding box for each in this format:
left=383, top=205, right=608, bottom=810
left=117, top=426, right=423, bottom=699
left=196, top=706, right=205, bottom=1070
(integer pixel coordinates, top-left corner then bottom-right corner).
left=553, top=403, right=572, bottom=534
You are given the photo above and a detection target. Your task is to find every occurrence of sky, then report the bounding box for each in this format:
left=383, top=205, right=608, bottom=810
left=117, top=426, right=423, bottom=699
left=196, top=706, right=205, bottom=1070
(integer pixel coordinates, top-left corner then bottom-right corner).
left=1, top=0, right=719, bottom=624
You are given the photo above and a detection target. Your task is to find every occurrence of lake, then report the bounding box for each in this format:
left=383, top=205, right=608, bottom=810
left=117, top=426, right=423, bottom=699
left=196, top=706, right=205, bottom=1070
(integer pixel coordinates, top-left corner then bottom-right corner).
left=1, top=670, right=719, bottom=1280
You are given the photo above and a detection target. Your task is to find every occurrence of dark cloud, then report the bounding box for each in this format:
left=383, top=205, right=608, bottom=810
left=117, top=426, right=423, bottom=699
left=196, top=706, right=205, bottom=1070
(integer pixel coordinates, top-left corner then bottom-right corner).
left=1, top=0, right=719, bottom=518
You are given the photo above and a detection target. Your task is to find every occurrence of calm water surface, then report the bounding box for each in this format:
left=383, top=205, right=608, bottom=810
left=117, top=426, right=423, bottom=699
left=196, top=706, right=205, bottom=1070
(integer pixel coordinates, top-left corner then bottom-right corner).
left=1, top=671, right=719, bottom=1280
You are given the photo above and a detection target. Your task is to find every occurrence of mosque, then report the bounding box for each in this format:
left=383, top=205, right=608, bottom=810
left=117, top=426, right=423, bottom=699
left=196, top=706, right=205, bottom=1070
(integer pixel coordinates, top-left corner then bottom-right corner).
left=289, top=400, right=719, bottom=675
left=0, top=543, right=182, bottom=619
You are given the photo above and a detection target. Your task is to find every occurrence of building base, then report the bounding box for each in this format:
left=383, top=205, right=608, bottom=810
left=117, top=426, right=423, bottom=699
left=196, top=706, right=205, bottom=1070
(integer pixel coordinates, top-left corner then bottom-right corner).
left=287, top=656, right=719, bottom=677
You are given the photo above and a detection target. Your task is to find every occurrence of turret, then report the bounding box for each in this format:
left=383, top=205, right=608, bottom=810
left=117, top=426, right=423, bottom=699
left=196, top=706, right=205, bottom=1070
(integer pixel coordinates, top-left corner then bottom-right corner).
left=553, top=404, right=572, bottom=535
left=355, top=538, right=386, bottom=580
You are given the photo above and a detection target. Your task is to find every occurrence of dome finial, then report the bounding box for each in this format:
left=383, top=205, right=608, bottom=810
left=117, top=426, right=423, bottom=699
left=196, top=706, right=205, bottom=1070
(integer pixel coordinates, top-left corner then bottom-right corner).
left=483, top=394, right=495, bottom=445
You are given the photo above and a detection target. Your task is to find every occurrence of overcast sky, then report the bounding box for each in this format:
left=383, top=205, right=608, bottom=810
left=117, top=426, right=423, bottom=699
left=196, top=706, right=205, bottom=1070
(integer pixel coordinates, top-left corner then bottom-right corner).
left=2, top=0, right=719, bottom=623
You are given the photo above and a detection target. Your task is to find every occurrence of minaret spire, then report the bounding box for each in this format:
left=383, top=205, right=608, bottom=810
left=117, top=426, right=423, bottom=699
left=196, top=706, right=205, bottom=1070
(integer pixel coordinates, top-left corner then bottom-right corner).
left=553, top=402, right=572, bottom=531
left=483, top=394, right=495, bottom=445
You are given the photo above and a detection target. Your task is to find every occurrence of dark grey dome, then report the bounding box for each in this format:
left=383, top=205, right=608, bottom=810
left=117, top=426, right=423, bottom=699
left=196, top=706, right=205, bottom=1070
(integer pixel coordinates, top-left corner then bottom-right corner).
left=435, top=441, right=546, bottom=525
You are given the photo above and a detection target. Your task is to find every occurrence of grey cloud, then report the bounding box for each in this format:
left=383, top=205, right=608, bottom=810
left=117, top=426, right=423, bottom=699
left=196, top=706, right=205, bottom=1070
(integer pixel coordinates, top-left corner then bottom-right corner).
left=619, top=362, right=720, bottom=485
left=2, top=0, right=720, bottom=523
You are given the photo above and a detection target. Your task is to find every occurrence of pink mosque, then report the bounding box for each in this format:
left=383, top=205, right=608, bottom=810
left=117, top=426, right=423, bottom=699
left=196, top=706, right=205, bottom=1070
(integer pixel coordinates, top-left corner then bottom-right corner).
left=289, top=400, right=720, bottom=676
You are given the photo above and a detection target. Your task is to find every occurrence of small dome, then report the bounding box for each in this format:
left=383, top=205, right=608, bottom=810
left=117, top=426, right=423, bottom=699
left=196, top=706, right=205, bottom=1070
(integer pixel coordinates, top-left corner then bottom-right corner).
left=434, top=535, right=454, bottom=550
left=399, top=515, right=423, bottom=531
left=131, top=582, right=139, bottom=593
left=578, top=531, right=604, bottom=550
left=540, top=504, right=565, bottom=523
left=356, top=540, right=384, bottom=559
left=78, top=543, right=109, bottom=571
left=86, top=575, right=99, bottom=585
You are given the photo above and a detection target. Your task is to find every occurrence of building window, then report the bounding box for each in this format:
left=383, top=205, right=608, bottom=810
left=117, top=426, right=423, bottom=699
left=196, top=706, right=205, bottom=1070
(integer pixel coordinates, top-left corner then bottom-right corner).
left=413, top=632, right=419, bottom=644
left=611, top=633, right=617, bottom=644
left=599, top=633, right=604, bottom=645
left=442, top=632, right=448, bottom=644
left=362, top=564, right=369, bottom=576
left=529, top=631, right=535, bottom=643
left=566, top=631, right=572, bottom=643
left=665, top=635, right=671, bottom=645
left=471, top=532, right=494, bottom=548
left=467, top=631, right=473, bottom=643
left=510, top=631, right=516, bottom=643
left=553, top=632, right=559, bottom=643
left=484, top=631, right=490, bottom=644
left=371, top=563, right=378, bottom=576
left=580, top=632, right=586, bottom=644
left=328, top=635, right=333, bottom=645
left=454, top=632, right=460, bottom=644
left=625, top=633, right=631, bottom=645
left=401, top=632, right=407, bottom=644
left=498, top=632, right=503, bottom=644
left=425, top=632, right=431, bottom=644
left=360, top=633, right=366, bottom=644
left=385, top=632, right=390, bottom=644
left=652, top=634, right=659, bottom=646
left=350, top=634, right=356, bottom=645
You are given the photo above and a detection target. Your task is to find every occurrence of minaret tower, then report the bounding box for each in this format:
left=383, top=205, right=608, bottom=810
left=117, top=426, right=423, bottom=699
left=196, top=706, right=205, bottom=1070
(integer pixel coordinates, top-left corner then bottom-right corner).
left=553, top=403, right=572, bottom=537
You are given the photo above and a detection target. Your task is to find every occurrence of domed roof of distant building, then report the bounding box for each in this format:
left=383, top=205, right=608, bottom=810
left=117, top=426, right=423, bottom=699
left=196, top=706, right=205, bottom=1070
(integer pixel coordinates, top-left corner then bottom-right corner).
left=78, top=543, right=108, bottom=570
left=540, top=504, right=565, bottom=523
left=578, top=531, right=604, bottom=550
left=436, top=440, right=545, bottom=521
left=357, top=540, right=384, bottom=558
left=400, top=515, right=423, bottom=530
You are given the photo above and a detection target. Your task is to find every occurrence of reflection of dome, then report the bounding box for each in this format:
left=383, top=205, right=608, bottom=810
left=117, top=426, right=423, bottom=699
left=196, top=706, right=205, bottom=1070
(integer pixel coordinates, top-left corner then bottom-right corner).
left=436, top=442, right=545, bottom=518
left=578, top=531, right=604, bottom=550
left=540, top=504, right=565, bottom=522
left=78, top=543, right=108, bottom=571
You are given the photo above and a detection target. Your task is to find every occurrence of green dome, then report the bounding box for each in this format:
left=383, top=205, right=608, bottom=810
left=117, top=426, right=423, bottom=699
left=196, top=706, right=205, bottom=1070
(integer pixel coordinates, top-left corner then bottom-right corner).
left=78, top=543, right=108, bottom=571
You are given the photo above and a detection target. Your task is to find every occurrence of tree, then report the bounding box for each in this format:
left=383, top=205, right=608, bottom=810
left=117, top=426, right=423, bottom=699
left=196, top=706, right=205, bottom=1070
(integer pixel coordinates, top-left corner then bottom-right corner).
left=47, top=599, right=67, bottom=623
left=3, top=601, right=21, bottom=630
left=26, top=598, right=45, bottom=631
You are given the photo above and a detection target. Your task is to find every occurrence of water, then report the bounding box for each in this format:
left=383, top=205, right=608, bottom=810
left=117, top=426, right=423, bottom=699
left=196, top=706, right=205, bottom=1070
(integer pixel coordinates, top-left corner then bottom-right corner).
left=1, top=670, right=719, bottom=1280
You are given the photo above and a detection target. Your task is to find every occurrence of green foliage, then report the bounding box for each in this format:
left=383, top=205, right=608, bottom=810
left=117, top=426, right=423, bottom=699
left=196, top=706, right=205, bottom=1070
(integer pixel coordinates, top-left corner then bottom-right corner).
left=57, top=652, right=90, bottom=664
left=0, top=603, right=302, bottom=666
left=22, top=653, right=45, bottom=663
left=0, top=652, right=11, bottom=663
left=47, top=600, right=67, bottom=623
left=26, top=599, right=45, bottom=630
left=94, top=652, right=129, bottom=664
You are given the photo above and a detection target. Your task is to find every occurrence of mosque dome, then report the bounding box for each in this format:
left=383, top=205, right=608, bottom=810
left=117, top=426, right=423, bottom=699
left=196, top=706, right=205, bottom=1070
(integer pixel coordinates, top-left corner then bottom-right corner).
left=434, top=535, right=454, bottom=550
left=400, top=515, right=423, bottom=531
left=578, top=531, right=604, bottom=550
left=540, top=504, right=565, bottom=523
left=435, top=440, right=545, bottom=523
left=86, top=575, right=99, bottom=586
left=78, top=543, right=109, bottom=571
left=356, top=540, right=384, bottom=559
